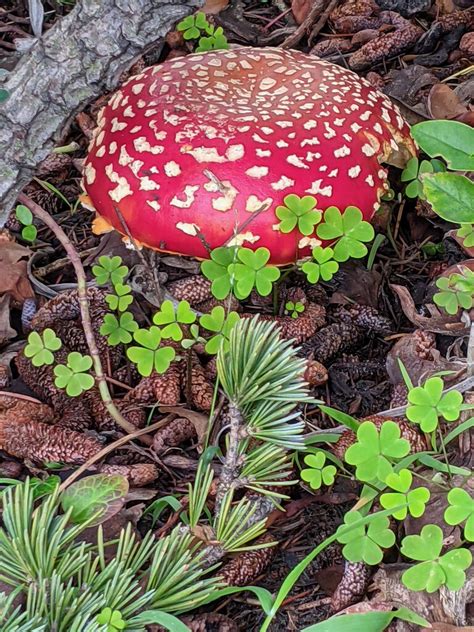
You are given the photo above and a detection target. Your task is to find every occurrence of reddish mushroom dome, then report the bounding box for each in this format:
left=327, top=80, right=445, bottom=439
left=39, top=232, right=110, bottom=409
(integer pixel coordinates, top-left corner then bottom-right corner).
left=83, top=47, right=416, bottom=265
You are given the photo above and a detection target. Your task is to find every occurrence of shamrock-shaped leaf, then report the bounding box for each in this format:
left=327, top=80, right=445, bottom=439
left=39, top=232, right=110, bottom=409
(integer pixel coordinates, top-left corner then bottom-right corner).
left=401, top=524, right=472, bottom=592
left=201, top=246, right=239, bottom=300
left=434, top=273, right=474, bottom=315
left=176, top=12, right=210, bottom=39
left=457, top=224, right=474, bottom=248
left=153, top=299, right=196, bottom=341
left=444, top=488, right=474, bottom=541
left=100, top=312, right=138, bottom=346
left=106, top=283, right=133, bottom=313
left=127, top=327, right=176, bottom=377
left=181, top=323, right=206, bottom=350
left=285, top=300, right=305, bottom=319
left=301, top=246, right=339, bottom=284
left=380, top=469, right=430, bottom=520
left=344, top=420, right=410, bottom=483
left=54, top=352, right=95, bottom=397
left=199, top=306, right=240, bottom=354
left=96, top=607, right=126, bottom=631
left=275, top=194, right=322, bottom=236
left=316, top=206, right=375, bottom=262
left=228, top=247, right=280, bottom=299
left=300, top=451, right=337, bottom=490
left=196, top=27, right=229, bottom=52
left=336, top=511, right=395, bottom=565
left=406, top=376, right=463, bottom=433
left=92, top=255, right=128, bottom=286
left=24, top=328, right=62, bottom=366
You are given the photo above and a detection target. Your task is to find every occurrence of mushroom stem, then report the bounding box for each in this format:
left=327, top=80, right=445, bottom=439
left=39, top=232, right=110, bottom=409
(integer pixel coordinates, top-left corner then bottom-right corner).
left=18, top=193, right=137, bottom=435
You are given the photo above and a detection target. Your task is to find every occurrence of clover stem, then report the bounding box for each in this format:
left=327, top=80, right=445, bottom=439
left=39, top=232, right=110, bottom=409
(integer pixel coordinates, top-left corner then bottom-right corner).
left=411, top=470, right=449, bottom=490
left=19, top=193, right=137, bottom=436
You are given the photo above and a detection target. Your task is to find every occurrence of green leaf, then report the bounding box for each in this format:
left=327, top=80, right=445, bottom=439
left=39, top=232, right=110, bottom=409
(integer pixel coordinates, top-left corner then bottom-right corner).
left=0, top=88, right=9, bottom=104
left=92, top=255, right=128, bottom=286
left=411, top=120, right=474, bottom=171
left=201, top=247, right=239, bottom=300
left=422, top=173, right=474, bottom=224
left=97, top=607, right=126, bottom=631
left=229, top=248, right=280, bottom=299
left=15, top=204, right=33, bottom=226
left=336, top=510, right=395, bottom=565
left=444, top=488, right=474, bottom=541
left=316, top=206, right=374, bottom=262
left=380, top=469, right=430, bottom=520
left=275, top=194, right=321, bottom=236
left=153, top=300, right=195, bottom=341
left=318, top=405, right=360, bottom=432
left=406, top=376, right=463, bottom=432
left=53, top=352, right=94, bottom=396
left=457, top=224, right=474, bottom=248
left=21, top=224, right=37, bottom=242
left=345, top=420, right=410, bottom=483
left=199, top=307, right=240, bottom=354
left=24, top=328, right=62, bottom=366
left=301, top=608, right=429, bottom=631
left=61, top=473, right=128, bottom=526
left=301, top=246, right=339, bottom=284
left=401, top=157, right=419, bottom=182
left=127, top=328, right=176, bottom=376
left=301, top=451, right=337, bottom=490
left=100, top=312, right=138, bottom=346
left=131, top=611, right=192, bottom=631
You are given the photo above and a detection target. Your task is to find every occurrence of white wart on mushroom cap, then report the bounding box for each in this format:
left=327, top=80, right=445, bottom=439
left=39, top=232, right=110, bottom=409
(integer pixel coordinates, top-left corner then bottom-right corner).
left=83, top=47, right=416, bottom=264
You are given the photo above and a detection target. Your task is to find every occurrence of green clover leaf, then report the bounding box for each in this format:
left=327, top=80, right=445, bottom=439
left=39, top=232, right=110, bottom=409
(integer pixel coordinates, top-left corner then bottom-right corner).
left=344, top=420, right=410, bottom=483
left=301, top=246, right=339, bottom=284
left=457, top=224, right=474, bottom=248
left=196, top=27, right=229, bottom=52
left=199, top=306, right=240, bottom=354
left=177, top=12, right=211, bottom=40
left=96, top=607, right=126, bottom=631
left=275, top=194, right=322, bottom=236
left=153, top=299, right=196, bottom=341
left=444, top=488, right=474, bottom=541
left=380, top=469, right=430, bottom=520
left=127, top=326, right=176, bottom=377
left=53, top=352, right=95, bottom=397
left=92, top=255, right=128, bottom=286
left=15, top=204, right=33, bottom=226
left=406, top=376, right=463, bottom=433
left=401, top=524, right=472, bottom=592
left=24, top=328, right=62, bottom=366
left=336, top=511, right=395, bottom=565
left=100, top=312, right=138, bottom=346
left=228, top=247, right=280, bottom=299
left=285, top=300, right=305, bottom=319
left=434, top=273, right=474, bottom=315
left=106, top=283, right=133, bottom=313
left=201, top=246, right=239, bottom=300
left=300, top=451, right=337, bottom=490
left=316, top=206, right=375, bottom=262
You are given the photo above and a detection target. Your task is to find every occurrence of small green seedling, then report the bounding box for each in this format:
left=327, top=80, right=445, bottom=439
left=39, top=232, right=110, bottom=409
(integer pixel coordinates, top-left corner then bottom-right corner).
left=181, top=324, right=206, bottom=351
left=285, top=301, right=305, bottom=319
left=228, top=247, right=280, bottom=299
left=15, top=204, right=37, bottom=242
left=301, top=246, right=339, bottom=284
left=196, top=26, right=228, bottom=52
left=92, top=256, right=128, bottom=286
left=201, top=246, right=239, bottom=300
left=100, top=312, right=138, bottom=346
left=401, top=157, right=445, bottom=199
left=126, top=327, right=176, bottom=377
left=434, top=270, right=474, bottom=315
left=300, top=451, right=336, bottom=490
left=401, top=524, right=472, bottom=592
left=153, top=300, right=196, bottom=342
left=456, top=224, right=474, bottom=248
left=276, top=194, right=322, bottom=236
left=444, top=488, right=474, bottom=542
left=106, top=283, right=133, bottom=313
left=96, top=607, right=126, bottom=631
left=316, top=206, right=375, bottom=262
left=177, top=12, right=228, bottom=52
left=199, top=306, right=240, bottom=354
left=380, top=469, right=430, bottom=520
left=406, top=376, right=463, bottom=433
left=24, top=328, right=62, bottom=366
left=336, top=511, right=395, bottom=565
left=344, top=420, right=410, bottom=483
left=53, top=352, right=95, bottom=397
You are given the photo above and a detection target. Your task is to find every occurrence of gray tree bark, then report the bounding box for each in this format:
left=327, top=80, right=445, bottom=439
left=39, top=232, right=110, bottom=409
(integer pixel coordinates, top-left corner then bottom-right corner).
left=0, top=0, right=202, bottom=226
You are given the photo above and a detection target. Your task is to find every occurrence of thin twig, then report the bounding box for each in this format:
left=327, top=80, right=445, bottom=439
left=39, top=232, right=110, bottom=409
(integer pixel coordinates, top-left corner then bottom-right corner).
left=18, top=193, right=137, bottom=435
left=280, top=0, right=328, bottom=49
left=308, top=0, right=339, bottom=45
left=214, top=401, right=244, bottom=514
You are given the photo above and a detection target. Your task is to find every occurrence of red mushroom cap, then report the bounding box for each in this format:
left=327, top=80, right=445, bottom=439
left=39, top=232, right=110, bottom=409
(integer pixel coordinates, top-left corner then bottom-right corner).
left=83, top=47, right=416, bottom=265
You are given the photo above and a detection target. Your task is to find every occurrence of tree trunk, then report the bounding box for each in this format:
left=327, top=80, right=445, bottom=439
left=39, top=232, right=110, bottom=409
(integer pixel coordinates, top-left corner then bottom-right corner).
left=0, top=0, right=202, bottom=226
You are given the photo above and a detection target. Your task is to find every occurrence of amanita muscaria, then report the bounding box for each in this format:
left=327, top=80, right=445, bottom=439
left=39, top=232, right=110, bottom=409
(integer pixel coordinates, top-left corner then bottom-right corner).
left=82, top=47, right=416, bottom=265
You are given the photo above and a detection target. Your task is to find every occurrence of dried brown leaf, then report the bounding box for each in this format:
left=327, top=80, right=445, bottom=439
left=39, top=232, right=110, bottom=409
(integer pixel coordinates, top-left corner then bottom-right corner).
left=0, top=240, right=34, bottom=302
left=427, top=83, right=467, bottom=120
left=202, top=0, right=229, bottom=14
left=0, top=295, right=15, bottom=344
left=159, top=406, right=209, bottom=447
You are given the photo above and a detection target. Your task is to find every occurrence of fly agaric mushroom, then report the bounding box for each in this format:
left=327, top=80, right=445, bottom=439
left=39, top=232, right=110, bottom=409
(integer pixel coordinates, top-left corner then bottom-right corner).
left=82, top=47, right=416, bottom=265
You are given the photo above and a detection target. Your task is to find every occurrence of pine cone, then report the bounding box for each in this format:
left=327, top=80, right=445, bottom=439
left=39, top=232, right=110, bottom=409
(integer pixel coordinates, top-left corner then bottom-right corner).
left=0, top=393, right=54, bottom=425
left=331, top=561, right=372, bottom=612
left=35, top=153, right=72, bottom=178
left=189, top=361, right=214, bottom=412
left=333, top=414, right=426, bottom=461
left=86, top=391, right=146, bottom=431
left=196, top=294, right=241, bottom=314
left=219, top=534, right=276, bottom=586
left=99, top=463, right=158, bottom=486
left=167, top=276, right=212, bottom=306
left=332, top=304, right=391, bottom=334
left=0, top=419, right=102, bottom=464
left=31, top=287, right=108, bottom=330
left=203, top=356, right=217, bottom=381
left=304, top=359, right=328, bottom=386
left=243, top=303, right=326, bottom=345
left=122, top=363, right=182, bottom=407
left=300, top=322, right=363, bottom=363
left=153, top=417, right=196, bottom=454
left=390, top=383, right=408, bottom=408
left=180, top=614, right=239, bottom=632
